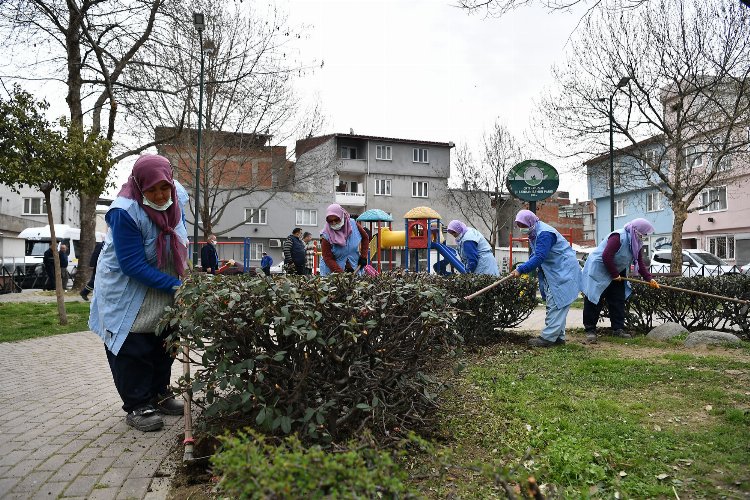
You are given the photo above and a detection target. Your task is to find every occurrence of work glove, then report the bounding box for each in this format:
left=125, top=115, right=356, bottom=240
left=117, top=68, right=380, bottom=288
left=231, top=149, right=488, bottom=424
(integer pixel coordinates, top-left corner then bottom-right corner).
left=357, top=256, right=368, bottom=268
left=648, top=279, right=660, bottom=289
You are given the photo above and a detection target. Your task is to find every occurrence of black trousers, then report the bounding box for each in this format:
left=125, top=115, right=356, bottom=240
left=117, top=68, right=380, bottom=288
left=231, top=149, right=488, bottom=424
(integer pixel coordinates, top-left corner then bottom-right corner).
left=105, top=331, right=174, bottom=413
left=84, top=269, right=96, bottom=293
left=583, top=278, right=626, bottom=331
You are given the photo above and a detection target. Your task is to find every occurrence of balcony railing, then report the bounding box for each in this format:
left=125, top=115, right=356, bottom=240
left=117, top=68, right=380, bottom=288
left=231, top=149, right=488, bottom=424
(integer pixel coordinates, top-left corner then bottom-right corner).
left=335, top=191, right=366, bottom=206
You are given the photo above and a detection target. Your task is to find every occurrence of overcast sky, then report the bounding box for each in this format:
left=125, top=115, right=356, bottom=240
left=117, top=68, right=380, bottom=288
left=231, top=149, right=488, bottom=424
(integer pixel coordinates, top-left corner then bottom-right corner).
left=283, top=0, right=589, bottom=201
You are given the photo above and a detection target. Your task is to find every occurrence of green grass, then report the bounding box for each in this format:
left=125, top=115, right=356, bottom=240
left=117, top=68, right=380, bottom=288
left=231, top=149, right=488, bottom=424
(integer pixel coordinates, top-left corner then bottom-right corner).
left=0, top=302, right=91, bottom=342
left=407, top=340, right=750, bottom=498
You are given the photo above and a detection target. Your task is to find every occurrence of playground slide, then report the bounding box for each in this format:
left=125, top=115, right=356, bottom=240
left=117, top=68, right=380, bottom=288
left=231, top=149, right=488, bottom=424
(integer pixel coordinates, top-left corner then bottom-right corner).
left=432, top=241, right=467, bottom=273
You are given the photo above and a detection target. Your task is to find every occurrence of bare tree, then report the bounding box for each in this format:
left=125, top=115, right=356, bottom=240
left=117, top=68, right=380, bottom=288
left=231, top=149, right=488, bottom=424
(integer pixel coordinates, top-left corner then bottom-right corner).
left=121, top=0, right=325, bottom=238
left=535, top=0, right=750, bottom=269
left=446, top=120, right=524, bottom=246
left=456, top=0, right=648, bottom=20
left=0, top=0, right=167, bottom=289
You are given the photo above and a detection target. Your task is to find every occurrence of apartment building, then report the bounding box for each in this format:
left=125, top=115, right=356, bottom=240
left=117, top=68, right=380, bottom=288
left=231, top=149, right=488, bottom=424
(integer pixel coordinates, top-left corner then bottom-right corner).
left=585, top=136, right=675, bottom=254
left=295, top=132, right=454, bottom=217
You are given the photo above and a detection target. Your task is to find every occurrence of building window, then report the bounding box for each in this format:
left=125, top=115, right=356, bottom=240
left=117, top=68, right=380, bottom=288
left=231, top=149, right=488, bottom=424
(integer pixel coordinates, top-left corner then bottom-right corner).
left=700, top=186, right=727, bottom=212
left=605, top=170, right=623, bottom=190
left=341, top=146, right=357, bottom=159
left=717, top=154, right=731, bottom=172
left=707, top=235, right=734, bottom=261
left=23, top=197, right=47, bottom=215
left=614, top=198, right=626, bottom=217
left=647, top=191, right=664, bottom=212
left=336, top=180, right=359, bottom=193
left=376, top=145, right=392, bottom=160
left=375, top=179, right=391, bottom=196
left=685, top=145, right=704, bottom=168
left=244, top=208, right=267, bottom=224
left=412, top=181, right=429, bottom=198
left=412, top=148, right=428, bottom=163
left=250, top=243, right=264, bottom=261
left=296, top=209, right=318, bottom=226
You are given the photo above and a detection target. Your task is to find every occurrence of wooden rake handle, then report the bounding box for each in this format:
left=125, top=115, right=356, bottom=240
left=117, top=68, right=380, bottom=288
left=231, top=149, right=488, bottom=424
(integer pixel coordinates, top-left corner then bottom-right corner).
left=622, top=277, right=750, bottom=305
left=464, top=274, right=515, bottom=301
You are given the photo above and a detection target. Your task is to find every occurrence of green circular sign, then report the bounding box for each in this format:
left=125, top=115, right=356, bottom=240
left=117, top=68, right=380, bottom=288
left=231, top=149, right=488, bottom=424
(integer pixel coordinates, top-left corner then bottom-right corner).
left=506, top=159, right=559, bottom=202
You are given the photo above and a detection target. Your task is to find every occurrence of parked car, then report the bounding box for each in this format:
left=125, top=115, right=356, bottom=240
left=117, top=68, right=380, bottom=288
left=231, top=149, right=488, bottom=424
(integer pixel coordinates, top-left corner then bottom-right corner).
left=216, top=259, right=244, bottom=275
left=269, top=262, right=285, bottom=274
left=649, top=249, right=741, bottom=277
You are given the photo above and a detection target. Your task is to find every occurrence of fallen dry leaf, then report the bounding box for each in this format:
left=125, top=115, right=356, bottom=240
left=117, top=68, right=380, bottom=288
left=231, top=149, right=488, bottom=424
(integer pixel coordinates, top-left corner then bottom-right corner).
left=619, top=471, right=627, bottom=477
left=705, top=405, right=713, bottom=411
left=657, top=473, right=669, bottom=480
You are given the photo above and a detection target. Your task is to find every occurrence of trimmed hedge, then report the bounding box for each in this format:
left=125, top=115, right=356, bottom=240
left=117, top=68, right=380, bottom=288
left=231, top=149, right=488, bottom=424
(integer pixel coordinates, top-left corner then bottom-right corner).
left=606, top=275, right=750, bottom=337
left=437, top=273, right=538, bottom=344
left=163, top=272, right=458, bottom=443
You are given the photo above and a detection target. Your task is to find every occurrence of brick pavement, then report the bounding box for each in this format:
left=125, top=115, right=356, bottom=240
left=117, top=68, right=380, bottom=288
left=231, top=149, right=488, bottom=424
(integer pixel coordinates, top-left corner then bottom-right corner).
left=0, top=331, right=183, bottom=500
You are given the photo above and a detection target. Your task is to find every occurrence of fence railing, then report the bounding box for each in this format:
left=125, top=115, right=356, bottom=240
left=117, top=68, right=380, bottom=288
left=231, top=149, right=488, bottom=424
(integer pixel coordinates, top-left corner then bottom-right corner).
left=647, top=263, right=746, bottom=277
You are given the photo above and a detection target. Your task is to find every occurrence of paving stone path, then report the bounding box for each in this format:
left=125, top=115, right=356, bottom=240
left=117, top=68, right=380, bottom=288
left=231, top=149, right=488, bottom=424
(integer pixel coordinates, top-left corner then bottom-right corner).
left=0, top=330, right=182, bottom=499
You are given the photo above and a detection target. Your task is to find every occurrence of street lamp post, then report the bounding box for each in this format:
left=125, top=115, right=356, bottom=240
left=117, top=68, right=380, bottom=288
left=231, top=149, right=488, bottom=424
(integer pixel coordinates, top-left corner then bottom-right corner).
left=603, top=76, right=631, bottom=233
left=192, top=13, right=207, bottom=266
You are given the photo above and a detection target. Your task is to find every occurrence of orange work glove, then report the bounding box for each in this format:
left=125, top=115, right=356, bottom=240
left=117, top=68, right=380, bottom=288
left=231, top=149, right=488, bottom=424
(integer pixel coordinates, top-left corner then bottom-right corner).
left=648, top=279, right=660, bottom=289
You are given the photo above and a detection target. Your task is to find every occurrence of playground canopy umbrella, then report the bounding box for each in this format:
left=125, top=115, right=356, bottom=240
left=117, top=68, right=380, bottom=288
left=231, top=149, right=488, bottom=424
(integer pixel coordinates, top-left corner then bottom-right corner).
left=357, top=209, right=393, bottom=222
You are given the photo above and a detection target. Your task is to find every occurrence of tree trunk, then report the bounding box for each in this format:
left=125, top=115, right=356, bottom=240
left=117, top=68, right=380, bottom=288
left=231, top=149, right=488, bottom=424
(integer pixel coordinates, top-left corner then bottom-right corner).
left=43, top=190, right=68, bottom=325
left=74, top=192, right=99, bottom=291
left=670, top=202, right=688, bottom=273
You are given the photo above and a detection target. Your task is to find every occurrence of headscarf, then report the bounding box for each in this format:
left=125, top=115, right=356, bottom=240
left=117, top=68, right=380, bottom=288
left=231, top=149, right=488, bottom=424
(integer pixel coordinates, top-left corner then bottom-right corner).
left=514, top=209, right=540, bottom=243
left=623, top=218, right=655, bottom=273
left=447, top=220, right=468, bottom=238
left=117, top=154, right=187, bottom=276
left=322, top=203, right=352, bottom=246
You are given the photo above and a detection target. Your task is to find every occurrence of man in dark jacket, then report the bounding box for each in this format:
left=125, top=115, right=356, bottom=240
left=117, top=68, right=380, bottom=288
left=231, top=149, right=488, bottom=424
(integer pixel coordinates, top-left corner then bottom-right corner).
left=201, top=234, right=220, bottom=274
left=43, top=247, right=55, bottom=290
left=282, top=227, right=306, bottom=275
left=43, top=244, right=68, bottom=290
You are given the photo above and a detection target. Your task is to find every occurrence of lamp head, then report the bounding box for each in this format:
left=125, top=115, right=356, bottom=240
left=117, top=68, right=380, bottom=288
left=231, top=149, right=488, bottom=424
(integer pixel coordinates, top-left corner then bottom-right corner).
left=193, top=12, right=205, bottom=32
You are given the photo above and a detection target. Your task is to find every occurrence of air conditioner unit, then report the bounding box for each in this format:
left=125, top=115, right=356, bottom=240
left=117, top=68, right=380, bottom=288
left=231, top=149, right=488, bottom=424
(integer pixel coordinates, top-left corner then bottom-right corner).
left=269, top=238, right=282, bottom=248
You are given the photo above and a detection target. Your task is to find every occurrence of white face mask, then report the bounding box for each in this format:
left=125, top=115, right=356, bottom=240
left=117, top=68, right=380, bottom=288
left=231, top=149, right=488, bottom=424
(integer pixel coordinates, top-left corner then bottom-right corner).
left=330, top=221, right=344, bottom=231
left=519, top=227, right=531, bottom=234
left=142, top=196, right=173, bottom=212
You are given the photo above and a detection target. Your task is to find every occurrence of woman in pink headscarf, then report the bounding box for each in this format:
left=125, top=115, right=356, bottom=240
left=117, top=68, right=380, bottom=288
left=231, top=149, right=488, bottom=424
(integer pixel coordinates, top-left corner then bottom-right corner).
left=580, top=218, right=660, bottom=343
left=88, top=154, right=188, bottom=432
left=319, top=204, right=369, bottom=275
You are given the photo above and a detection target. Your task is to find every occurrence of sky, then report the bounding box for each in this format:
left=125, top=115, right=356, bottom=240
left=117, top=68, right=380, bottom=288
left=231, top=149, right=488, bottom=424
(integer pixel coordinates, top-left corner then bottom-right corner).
left=282, top=0, right=590, bottom=202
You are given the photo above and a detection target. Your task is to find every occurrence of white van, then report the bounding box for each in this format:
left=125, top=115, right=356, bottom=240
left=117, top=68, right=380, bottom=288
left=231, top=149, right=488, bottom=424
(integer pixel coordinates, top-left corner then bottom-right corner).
left=16, top=225, right=106, bottom=287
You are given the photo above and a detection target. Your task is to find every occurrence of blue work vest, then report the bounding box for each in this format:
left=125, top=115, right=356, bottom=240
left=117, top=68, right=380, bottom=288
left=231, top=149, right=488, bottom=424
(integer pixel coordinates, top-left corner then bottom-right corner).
left=531, top=221, right=581, bottom=307
left=581, top=228, right=633, bottom=304
left=456, top=228, right=499, bottom=275
left=88, top=182, right=189, bottom=355
left=319, top=218, right=363, bottom=276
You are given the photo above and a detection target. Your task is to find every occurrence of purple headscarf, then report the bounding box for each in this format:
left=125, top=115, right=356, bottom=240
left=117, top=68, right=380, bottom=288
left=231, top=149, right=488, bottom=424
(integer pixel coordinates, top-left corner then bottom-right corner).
left=624, top=218, right=655, bottom=273
left=447, top=220, right=468, bottom=238
left=514, top=210, right=540, bottom=243
left=117, top=154, right=187, bottom=276
left=322, top=204, right=352, bottom=246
